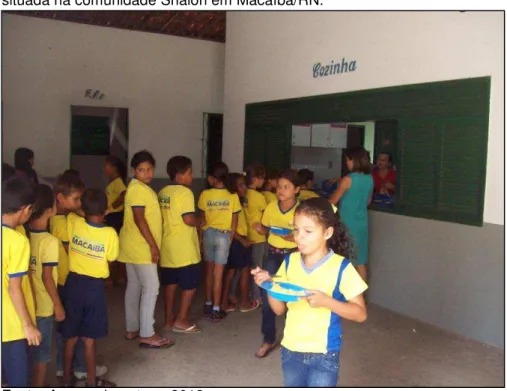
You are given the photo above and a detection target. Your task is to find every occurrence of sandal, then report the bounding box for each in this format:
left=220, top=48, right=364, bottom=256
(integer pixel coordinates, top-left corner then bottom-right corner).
left=222, top=304, right=237, bottom=313
left=172, top=324, right=202, bottom=334
left=255, top=342, right=277, bottom=358
left=124, top=331, right=139, bottom=341
left=139, top=338, right=175, bottom=349
left=240, top=299, right=260, bottom=313
left=87, top=378, right=117, bottom=387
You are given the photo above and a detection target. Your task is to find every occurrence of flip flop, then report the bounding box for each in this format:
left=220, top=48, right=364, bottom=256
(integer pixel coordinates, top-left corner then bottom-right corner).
left=255, top=343, right=277, bottom=359
left=139, top=339, right=175, bottom=349
left=240, top=299, right=260, bottom=313
left=124, top=331, right=139, bottom=341
left=172, top=324, right=202, bottom=334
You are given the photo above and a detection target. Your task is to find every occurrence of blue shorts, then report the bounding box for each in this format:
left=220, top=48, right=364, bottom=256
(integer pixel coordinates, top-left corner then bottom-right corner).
left=226, top=240, right=252, bottom=270
left=203, top=228, right=231, bottom=265
left=61, top=272, right=108, bottom=339
left=32, top=315, right=54, bottom=363
left=1, top=339, right=29, bottom=387
left=160, top=263, right=201, bottom=290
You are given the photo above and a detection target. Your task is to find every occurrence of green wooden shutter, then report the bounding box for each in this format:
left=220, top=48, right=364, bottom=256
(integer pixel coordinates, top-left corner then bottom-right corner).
left=374, top=119, right=398, bottom=165
left=265, top=125, right=291, bottom=170
left=244, top=125, right=267, bottom=168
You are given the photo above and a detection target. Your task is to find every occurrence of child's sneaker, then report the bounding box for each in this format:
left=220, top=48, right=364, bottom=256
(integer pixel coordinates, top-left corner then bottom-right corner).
left=208, top=309, right=227, bottom=323
left=204, top=304, right=213, bottom=317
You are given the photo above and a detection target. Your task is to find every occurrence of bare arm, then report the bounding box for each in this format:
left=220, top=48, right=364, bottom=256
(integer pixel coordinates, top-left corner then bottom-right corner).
left=328, top=176, right=352, bottom=206
left=111, top=191, right=126, bottom=209
left=252, top=268, right=287, bottom=315
left=308, top=291, right=367, bottom=323
left=368, top=191, right=373, bottom=206
left=28, top=272, right=37, bottom=314
left=8, top=277, right=41, bottom=345
left=182, top=213, right=202, bottom=228
left=133, top=207, right=159, bottom=263
left=253, top=223, right=269, bottom=235
left=42, top=266, right=65, bottom=321
left=230, top=213, right=239, bottom=242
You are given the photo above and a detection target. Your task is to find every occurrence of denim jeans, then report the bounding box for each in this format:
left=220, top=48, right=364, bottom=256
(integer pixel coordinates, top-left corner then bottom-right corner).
left=281, top=346, right=340, bottom=387
left=261, top=251, right=286, bottom=344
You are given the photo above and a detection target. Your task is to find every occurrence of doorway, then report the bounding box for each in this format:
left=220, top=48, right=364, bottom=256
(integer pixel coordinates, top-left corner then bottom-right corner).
left=70, top=106, right=128, bottom=189
left=202, top=113, right=223, bottom=178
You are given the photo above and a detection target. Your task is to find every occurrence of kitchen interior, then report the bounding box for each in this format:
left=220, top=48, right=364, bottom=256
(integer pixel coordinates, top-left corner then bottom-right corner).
left=290, top=121, right=375, bottom=193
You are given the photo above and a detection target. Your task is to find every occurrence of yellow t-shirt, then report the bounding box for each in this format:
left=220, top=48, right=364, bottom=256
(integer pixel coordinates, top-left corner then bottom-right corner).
left=119, top=179, right=162, bottom=265
left=49, top=215, right=70, bottom=286
left=15, top=225, right=26, bottom=237
left=245, top=189, right=267, bottom=244
left=29, top=231, right=59, bottom=317
left=2, top=225, right=36, bottom=342
left=261, top=201, right=299, bottom=249
left=299, top=189, right=320, bottom=201
left=67, top=213, right=119, bottom=279
left=159, top=185, right=200, bottom=269
left=263, top=191, right=277, bottom=204
left=237, top=206, right=248, bottom=237
left=278, top=251, right=367, bottom=353
left=106, top=177, right=127, bottom=213
left=197, top=188, right=241, bottom=232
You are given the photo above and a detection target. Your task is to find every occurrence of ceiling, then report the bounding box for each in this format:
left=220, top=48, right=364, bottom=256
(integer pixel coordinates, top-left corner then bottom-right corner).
left=6, top=11, right=226, bottom=43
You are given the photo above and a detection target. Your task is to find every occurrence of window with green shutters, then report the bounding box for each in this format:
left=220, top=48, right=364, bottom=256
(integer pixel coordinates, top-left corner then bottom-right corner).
left=243, top=77, right=490, bottom=226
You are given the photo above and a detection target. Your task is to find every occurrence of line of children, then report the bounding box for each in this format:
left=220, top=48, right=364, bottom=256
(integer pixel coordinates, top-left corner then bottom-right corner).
left=263, top=169, right=279, bottom=204
left=298, top=169, right=320, bottom=201
left=253, top=197, right=368, bottom=387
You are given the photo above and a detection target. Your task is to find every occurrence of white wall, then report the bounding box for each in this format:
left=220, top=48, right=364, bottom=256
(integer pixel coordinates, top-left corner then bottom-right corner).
left=2, top=14, right=225, bottom=178
left=223, top=11, right=504, bottom=225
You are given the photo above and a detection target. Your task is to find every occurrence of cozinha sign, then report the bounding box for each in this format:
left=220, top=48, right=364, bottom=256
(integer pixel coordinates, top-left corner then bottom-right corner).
left=313, top=57, right=357, bottom=78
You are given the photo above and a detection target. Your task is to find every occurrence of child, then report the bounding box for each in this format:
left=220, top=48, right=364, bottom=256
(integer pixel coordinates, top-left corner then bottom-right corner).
left=262, top=169, right=279, bottom=204
left=243, top=164, right=268, bottom=305
left=119, top=151, right=169, bottom=349
left=159, top=156, right=202, bottom=334
left=62, top=169, right=80, bottom=178
left=252, top=169, right=300, bottom=358
left=198, top=162, right=241, bottom=322
left=2, top=175, right=41, bottom=387
left=103, top=155, right=127, bottom=285
left=298, top=169, right=320, bottom=201
left=329, top=147, right=373, bottom=283
left=62, top=189, right=118, bottom=387
left=221, top=173, right=259, bottom=313
left=253, top=198, right=367, bottom=387
left=28, top=185, right=64, bottom=387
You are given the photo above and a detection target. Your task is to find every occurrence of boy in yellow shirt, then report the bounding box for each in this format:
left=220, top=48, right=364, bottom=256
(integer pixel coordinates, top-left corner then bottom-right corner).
left=159, top=156, right=202, bottom=334
left=262, top=169, right=279, bottom=204
left=2, top=176, right=41, bottom=387
left=198, top=162, right=241, bottom=322
left=28, top=185, right=64, bottom=386
left=298, top=169, right=320, bottom=201
left=62, top=189, right=119, bottom=388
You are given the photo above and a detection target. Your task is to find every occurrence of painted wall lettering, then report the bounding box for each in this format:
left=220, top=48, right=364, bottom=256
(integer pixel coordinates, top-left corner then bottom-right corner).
left=313, top=58, right=357, bottom=78
left=85, top=89, right=105, bottom=100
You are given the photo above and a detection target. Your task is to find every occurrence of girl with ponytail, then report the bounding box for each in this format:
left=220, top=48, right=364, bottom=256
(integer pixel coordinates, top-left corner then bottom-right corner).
left=252, top=197, right=368, bottom=387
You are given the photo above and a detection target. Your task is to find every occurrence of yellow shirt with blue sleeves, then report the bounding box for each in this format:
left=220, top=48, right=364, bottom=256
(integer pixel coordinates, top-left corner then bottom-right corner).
left=49, top=214, right=70, bottom=286
left=197, top=188, right=241, bottom=232
left=2, top=224, right=36, bottom=342
left=159, top=185, right=200, bottom=269
left=261, top=201, right=299, bottom=249
left=29, top=231, right=59, bottom=317
left=263, top=191, right=277, bottom=205
left=299, top=189, right=320, bottom=201
left=67, top=213, right=119, bottom=279
left=277, top=250, right=367, bottom=353
left=106, top=177, right=127, bottom=213
left=245, top=189, right=267, bottom=243
left=119, top=179, right=162, bottom=265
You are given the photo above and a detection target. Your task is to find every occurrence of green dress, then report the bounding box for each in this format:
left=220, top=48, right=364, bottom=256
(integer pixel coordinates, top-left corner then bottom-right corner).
left=338, top=173, right=374, bottom=266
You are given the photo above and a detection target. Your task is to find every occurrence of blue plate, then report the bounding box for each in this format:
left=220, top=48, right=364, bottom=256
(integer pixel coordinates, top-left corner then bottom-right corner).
left=270, top=226, right=292, bottom=236
left=260, top=281, right=309, bottom=302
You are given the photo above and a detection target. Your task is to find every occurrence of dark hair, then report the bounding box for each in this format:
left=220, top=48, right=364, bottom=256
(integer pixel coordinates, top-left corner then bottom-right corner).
left=279, top=169, right=302, bottom=188
left=14, top=147, right=38, bottom=184
left=344, top=147, right=372, bottom=174
left=225, top=173, right=244, bottom=194
left=131, top=150, right=155, bottom=170
left=2, top=162, right=16, bottom=182
left=167, top=156, right=192, bottom=181
left=298, top=169, right=314, bottom=184
left=81, top=189, right=108, bottom=216
left=105, top=155, right=127, bottom=179
left=53, top=173, right=85, bottom=197
left=2, top=175, right=36, bottom=215
left=245, top=164, right=266, bottom=186
left=265, top=169, right=280, bottom=181
left=63, top=169, right=80, bottom=178
left=29, top=184, right=55, bottom=222
left=377, top=151, right=392, bottom=163
left=208, top=162, right=229, bottom=183
left=295, top=198, right=355, bottom=260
